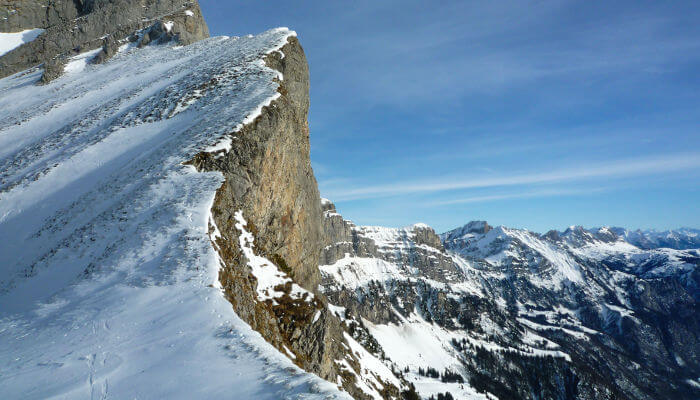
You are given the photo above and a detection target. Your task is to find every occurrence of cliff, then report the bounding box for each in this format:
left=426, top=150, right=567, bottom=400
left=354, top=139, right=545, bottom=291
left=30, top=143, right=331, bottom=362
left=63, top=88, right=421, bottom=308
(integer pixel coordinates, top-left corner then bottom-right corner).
left=0, top=2, right=408, bottom=394
left=0, top=16, right=374, bottom=398
left=188, top=36, right=408, bottom=400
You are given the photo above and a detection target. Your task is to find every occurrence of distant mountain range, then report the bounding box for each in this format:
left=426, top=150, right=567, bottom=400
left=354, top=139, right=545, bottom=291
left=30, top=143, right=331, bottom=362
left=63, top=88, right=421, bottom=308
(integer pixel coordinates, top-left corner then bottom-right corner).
left=321, top=199, right=699, bottom=399
left=605, top=227, right=700, bottom=250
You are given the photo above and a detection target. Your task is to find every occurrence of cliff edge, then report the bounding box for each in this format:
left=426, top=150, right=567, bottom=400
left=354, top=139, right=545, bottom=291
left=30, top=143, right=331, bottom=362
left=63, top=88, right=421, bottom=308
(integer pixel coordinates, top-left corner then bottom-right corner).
left=188, top=36, right=408, bottom=400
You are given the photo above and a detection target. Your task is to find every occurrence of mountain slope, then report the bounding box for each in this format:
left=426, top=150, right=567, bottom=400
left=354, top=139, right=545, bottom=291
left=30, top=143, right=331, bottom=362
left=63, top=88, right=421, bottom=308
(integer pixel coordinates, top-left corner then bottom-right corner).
left=0, top=28, right=353, bottom=399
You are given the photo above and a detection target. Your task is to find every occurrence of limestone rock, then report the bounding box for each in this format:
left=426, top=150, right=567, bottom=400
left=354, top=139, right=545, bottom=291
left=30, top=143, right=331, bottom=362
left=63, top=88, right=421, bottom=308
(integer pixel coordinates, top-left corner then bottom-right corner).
left=38, top=55, right=66, bottom=84
left=187, top=37, right=404, bottom=399
left=0, top=0, right=210, bottom=80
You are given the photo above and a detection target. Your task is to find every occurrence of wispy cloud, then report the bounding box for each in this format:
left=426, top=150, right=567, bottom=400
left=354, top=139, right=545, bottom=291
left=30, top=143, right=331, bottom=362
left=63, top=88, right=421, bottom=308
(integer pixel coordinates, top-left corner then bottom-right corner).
left=324, top=153, right=700, bottom=201
left=429, top=187, right=607, bottom=206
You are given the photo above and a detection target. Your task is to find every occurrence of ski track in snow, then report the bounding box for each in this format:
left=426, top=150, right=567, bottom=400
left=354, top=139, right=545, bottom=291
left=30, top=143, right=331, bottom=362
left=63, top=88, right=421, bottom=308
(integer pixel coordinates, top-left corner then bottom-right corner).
left=0, top=29, right=349, bottom=399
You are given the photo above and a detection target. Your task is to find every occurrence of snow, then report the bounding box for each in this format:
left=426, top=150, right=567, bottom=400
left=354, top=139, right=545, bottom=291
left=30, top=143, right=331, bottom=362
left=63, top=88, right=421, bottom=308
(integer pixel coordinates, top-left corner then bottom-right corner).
left=234, top=210, right=313, bottom=304
left=0, top=28, right=348, bottom=399
left=406, top=375, right=491, bottom=400
left=328, top=303, right=347, bottom=319
left=365, top=314, right=461, bottom=371
left=517, top=318, right=588, bottom=344
left=0, top=28, right=44, bottom=57
left=184, top=10, right=195, bottom=17
left=444, top=225, right=586, bottom=288
left=204, top=135, right=234, bottom=154
left=321, top=255, right=404, bottom=290
left=517, top=305, right=600, bottom=339
left=63, top=47, right=103, bottom=74
left=163, top=21, right=174, bottom=32
left=363, top=314, right=499, bottom=399
left=505, top=227, right=584, bottom=285
left=358, top=225, right=418, bottom=248
left=342, top=332, right=402, bottom=399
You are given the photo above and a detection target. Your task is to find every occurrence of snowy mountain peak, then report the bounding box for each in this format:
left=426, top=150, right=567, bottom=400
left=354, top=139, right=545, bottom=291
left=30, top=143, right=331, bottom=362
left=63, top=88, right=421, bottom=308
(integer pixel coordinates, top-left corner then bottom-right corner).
left=440, top=220, right=492, bottom=244
left=610, top=226, right=700, bottom=250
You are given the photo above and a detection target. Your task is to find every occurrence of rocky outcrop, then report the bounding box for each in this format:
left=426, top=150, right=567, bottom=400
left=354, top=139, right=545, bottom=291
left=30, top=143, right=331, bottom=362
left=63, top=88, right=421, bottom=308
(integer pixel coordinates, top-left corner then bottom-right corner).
left=0, top=0, right=209, bottom=80
left=187, top=38, right=406, bottom=400
left=1, top=0, right=80, bottom=32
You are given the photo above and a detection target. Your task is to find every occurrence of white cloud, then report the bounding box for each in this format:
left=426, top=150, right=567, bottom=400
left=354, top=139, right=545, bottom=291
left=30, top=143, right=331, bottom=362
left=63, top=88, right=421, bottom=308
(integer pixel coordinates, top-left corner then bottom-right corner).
left=325, top=153, right=700, bottom=201
left=430, top=187, right=607, bottom=206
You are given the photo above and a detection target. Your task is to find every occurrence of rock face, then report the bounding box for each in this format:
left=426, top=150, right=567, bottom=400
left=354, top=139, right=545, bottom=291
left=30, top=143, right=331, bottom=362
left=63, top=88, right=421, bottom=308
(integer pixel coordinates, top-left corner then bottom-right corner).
left=320, top=203, right=700, bottom=400
left=0, top=26, right=368, bottom=399
left=0, top=0, right=209, bottom=80
left=187, top=39, right=407, bottom=400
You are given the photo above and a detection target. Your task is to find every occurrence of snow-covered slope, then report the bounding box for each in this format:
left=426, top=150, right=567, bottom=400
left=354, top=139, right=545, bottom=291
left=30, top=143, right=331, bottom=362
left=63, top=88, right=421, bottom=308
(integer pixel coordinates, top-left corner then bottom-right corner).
left=0, top=29, right=348, bottom=399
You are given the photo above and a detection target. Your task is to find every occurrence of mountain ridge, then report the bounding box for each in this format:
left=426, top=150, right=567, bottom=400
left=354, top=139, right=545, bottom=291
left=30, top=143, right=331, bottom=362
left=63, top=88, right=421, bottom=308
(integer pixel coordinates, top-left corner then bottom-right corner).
left=321, top=199, right=699, bottom=399
left=441, top=220, right=700, bottom=251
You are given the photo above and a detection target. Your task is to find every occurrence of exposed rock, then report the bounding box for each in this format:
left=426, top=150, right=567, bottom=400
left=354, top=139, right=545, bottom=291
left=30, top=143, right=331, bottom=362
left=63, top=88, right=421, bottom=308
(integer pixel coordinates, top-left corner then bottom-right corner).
left=0, top=0, right=209, bottom=81
left=187, top=38, right=405, bottom=399
left=38, top=55, right=66, bottom=84
left=1, top=0, right=81, bottom=32
left=92, top=34, right=118, bottom=64
left=411, top=224, right=445, bottom=250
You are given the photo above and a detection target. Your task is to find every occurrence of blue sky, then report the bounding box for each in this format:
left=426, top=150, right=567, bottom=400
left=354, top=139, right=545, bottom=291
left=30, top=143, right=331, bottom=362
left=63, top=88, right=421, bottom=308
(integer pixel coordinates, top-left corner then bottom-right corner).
left=200, top=0, right=700, bottom=233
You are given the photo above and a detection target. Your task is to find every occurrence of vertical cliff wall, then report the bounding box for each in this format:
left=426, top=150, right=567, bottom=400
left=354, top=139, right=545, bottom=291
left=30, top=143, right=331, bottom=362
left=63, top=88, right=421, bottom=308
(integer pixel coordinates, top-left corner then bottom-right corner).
left=187, top=36, right=407, bottom=400
left=0, top=26, right=366, bottom=399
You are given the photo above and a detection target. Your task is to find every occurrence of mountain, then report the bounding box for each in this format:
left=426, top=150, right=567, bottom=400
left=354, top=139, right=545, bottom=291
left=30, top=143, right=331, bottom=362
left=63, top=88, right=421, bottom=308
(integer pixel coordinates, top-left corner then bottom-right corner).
left=0, top=1, right=402, bottom=398
left=320, top=200, right=699, bottom=399
left=1, top=2, right=698, bottom=399
left=607, top=227, right=700, bottom=250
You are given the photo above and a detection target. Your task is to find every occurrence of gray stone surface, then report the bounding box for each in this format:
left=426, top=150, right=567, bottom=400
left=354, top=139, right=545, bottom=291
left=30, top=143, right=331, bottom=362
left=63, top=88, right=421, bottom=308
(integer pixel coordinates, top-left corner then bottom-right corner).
left=0, top=0, right=209, bottom=80
left=187, top=38, right=403, bottom=400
